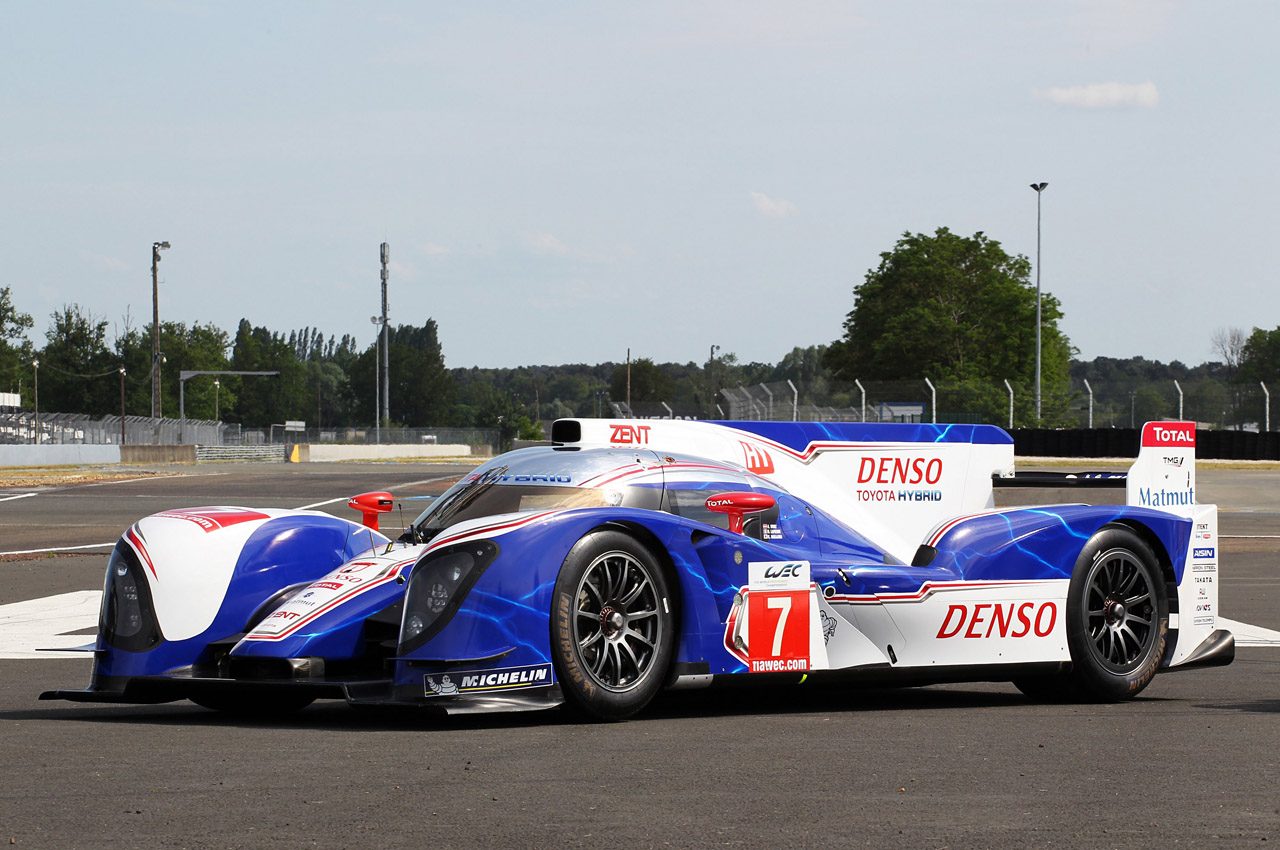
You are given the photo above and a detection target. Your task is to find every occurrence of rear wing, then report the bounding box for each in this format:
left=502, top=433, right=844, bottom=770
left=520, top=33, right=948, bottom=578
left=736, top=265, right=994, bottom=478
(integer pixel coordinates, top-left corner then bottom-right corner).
left=992, top=420, right=1197, bottom=517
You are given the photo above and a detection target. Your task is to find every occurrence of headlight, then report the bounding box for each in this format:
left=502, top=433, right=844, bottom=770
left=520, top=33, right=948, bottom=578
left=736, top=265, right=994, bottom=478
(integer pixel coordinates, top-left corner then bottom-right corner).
left=399, top=541, right=499, bottom=655
left=100, top=542, right=162, bottom=651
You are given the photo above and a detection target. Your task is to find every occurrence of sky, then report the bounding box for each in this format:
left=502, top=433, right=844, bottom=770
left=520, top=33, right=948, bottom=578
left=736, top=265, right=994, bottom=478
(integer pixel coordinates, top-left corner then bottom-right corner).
left=2, top=1, right=1278, bottom=369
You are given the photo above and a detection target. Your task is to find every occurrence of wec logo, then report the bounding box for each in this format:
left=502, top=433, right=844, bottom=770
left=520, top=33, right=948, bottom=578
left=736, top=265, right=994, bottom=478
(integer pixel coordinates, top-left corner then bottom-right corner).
left=763, top=563, right=803, bottom=580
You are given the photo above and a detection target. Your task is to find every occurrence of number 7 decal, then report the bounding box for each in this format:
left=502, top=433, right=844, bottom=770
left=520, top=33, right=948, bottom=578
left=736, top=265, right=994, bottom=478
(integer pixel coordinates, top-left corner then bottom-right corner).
left=766, top=596, right=791, bottom=656
left=745, top=562, right=811, bottom=673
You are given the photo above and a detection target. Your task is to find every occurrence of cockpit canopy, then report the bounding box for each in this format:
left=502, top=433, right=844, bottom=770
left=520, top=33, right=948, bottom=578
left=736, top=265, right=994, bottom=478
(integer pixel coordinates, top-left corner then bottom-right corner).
left=407, top=445, right=779, bottom=542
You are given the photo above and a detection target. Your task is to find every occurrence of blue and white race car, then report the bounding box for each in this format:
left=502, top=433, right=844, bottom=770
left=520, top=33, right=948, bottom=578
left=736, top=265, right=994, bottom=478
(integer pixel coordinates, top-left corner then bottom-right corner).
left=44, top=418, right=1232, bottom=720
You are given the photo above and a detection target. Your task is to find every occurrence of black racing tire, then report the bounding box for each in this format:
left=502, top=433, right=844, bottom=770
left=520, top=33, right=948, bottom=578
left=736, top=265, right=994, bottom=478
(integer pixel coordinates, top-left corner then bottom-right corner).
left=1016, top=526, right=1167, bottom=703
left=189, top=689, right=316, bottom=716
left=551, top=529, right=676, bottom=722
left=1064, top=526, right=1168, bottom=700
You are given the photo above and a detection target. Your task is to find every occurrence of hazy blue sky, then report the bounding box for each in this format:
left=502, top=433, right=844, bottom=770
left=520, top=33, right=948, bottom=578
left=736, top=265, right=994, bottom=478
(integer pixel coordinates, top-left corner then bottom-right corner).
left=3, top=1, right=1277, bottom=368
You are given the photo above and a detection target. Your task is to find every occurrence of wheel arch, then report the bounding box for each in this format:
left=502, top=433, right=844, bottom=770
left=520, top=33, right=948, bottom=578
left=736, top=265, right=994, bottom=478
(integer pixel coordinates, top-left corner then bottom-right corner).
left=1105, top=518, right=1178, bottom=615
left=593, top=520, right=683, bottom=618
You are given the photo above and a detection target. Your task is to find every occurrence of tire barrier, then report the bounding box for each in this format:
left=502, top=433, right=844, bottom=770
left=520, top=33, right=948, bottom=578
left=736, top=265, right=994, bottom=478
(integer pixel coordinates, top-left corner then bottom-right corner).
left=1010, top=428, right=1280, bottom=460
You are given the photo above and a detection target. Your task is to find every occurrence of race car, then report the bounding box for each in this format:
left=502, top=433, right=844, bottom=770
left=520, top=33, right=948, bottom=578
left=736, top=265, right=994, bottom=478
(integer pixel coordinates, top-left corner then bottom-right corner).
left=43, top=418, right=1232, bottom=720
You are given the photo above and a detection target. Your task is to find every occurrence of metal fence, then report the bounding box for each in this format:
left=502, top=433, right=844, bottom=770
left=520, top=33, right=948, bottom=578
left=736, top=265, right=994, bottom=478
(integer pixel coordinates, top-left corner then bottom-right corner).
left=630, top=377, right=1278, bottom=432
left=1, top=412, right=501, bottom=451
left=1, top=412, right=223, bottom=446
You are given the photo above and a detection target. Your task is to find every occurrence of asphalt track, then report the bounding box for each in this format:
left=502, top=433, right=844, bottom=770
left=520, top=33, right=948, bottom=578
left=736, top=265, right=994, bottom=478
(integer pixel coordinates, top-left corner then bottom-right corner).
left=0, top=463, right=1278, bottom=848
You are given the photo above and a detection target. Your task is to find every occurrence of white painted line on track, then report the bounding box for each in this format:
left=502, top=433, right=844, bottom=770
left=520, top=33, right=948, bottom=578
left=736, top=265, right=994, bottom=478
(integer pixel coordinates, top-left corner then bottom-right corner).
left=0, top=591, right=100, bottom=659
left=72, top=475, right=175, bottom=489
left=0, top=493, right=37, bottom=503
left=294, top=475, right=457, bottom=511
left=1218, top=617, right=1280, bottom=647
left=1222, top=535, right=1280, bottom=539
left=1, top=543, right=115, bottom=556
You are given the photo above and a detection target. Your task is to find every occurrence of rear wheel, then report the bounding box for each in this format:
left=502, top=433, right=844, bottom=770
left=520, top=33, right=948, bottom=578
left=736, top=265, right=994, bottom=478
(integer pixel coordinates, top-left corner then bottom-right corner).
left=1015, top=526, right=1167, bottom=703
left=551, top=530, right=675, bottom=721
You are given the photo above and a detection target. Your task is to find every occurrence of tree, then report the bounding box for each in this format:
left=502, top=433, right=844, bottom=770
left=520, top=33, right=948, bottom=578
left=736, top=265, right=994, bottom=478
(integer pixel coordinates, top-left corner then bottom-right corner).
left=0, top=287, right=34, bottom=397
left=348, top=319, right=454, bottom=427
left=1212, top=327, right=1246, bottom=375
left=1239, top=327, right=1280, bottom=385
left=227, top=320, right=308, bottom=425
left=610, top=358, right=673, bottom=406
left=39, top=305, right=115, bottom=414
left=824, top=227, right=1073, bottom=425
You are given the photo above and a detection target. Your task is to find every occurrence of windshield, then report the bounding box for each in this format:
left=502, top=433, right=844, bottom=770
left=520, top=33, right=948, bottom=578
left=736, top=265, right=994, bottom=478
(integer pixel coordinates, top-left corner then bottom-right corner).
left=405, top=447, right=664, bottom=543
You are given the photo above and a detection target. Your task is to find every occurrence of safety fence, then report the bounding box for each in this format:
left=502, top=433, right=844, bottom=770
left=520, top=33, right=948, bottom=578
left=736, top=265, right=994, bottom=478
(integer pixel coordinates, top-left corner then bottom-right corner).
left=620, top=378, right=1277, bottom=434
left=1, top=411, right=499, bottom=454
left=1, top=412, right=222, bottom=446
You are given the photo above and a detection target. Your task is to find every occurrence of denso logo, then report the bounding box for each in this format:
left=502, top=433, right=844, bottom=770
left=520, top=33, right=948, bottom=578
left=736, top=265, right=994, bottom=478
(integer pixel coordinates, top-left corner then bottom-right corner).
left=763, top=563, right=802, bottom=579
left=857, top=457, right=942, bottom=485
left=609, top=424, right=650, bottom=445
left=936, top=602, right=1057, bottom=639
left=741, top=442, right=775, bottom=475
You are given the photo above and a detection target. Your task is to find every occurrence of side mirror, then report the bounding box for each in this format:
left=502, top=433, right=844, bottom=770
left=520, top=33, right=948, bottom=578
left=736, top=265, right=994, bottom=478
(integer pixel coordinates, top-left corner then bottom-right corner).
left=348, top=491, right=394, bottom=531
left=705, top=491, right=776, bottom=535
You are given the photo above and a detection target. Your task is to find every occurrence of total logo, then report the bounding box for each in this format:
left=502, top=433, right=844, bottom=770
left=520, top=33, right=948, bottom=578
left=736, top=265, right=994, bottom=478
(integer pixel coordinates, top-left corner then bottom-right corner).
left=609, top=424, right=651, bottom=445
left=1143, top=422, right=1195, bottom=448
left=936, top=602, right=1057, bottom=639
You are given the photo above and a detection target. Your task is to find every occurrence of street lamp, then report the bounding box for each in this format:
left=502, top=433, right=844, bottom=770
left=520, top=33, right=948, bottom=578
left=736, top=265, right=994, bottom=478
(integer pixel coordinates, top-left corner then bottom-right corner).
left=151, top=240, right=170, bottom=420
left=213, top=378, right=220, bottom=421
left=1029, top=183, right=1048, bottom=423
left=32, top=358, right=39, bottom=445
left=708, top=344, right=720, bottom=418
left=370, top=315, right=385, bottom=444
left=118, top=367, right=126, bottom=445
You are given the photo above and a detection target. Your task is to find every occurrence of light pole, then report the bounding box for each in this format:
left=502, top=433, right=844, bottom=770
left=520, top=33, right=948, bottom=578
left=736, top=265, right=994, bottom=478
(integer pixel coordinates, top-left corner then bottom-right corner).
left=380, top=243, right=390, bottom=431
left=213, top=378, right=220, bottom=420
left=32, top=358, right=39, bottom=445
left=708, top=344, right=720, bottom=417
left=119, top=367, right=126, bottom=445
left=151, top=241, right=170, bottom=419
left=370, top=315, right=384, bottom=443
left=1029, top=183, right=1047, bottom=423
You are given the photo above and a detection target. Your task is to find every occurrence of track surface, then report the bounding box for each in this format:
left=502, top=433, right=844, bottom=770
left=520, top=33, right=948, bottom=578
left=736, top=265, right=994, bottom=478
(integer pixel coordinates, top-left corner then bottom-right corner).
left=1, top=463, right=1277, bottom=848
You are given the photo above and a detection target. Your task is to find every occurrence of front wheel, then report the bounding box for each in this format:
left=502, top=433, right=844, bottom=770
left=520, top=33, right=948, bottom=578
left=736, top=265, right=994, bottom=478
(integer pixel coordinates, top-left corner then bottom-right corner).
left=551, top=530, right=675, bottom=721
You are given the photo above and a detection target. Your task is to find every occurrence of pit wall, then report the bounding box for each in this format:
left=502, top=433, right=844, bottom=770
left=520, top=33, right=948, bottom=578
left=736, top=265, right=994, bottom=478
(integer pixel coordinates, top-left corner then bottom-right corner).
left=0, top=445, right=122, bottom=467
left=304, top=444, right=472, bottom=462
left=121, top=445, right=197, bottom=464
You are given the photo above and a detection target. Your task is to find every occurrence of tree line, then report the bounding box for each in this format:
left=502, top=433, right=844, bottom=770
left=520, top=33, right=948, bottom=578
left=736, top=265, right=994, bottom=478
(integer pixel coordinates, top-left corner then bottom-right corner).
left=3, top=227, right=1279, bottom=431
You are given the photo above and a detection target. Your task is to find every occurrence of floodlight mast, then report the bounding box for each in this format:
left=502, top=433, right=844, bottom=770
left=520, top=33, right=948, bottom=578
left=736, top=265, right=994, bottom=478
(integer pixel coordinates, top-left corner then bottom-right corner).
left=151, top=241, right=170, bottom=420
left=1030, top=183, right=1048, bottom=423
